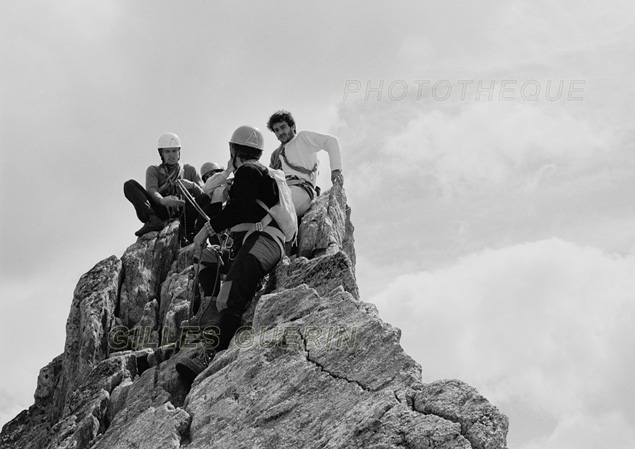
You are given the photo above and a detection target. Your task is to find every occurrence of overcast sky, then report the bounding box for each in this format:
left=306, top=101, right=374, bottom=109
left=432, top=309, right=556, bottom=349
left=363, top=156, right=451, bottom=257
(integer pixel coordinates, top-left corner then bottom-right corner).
left=2, top=1, right=634, bottom=448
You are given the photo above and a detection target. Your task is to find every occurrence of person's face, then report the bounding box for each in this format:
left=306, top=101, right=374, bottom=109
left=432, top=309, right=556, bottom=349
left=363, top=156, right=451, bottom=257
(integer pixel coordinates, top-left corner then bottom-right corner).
left=161, top=147, right=180, bottom=165
left=272, top=121, right=296, bottom=144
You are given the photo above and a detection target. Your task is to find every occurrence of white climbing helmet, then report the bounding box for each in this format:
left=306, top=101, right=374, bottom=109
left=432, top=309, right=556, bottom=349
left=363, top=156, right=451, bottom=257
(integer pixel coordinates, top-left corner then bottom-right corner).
left=158, top=132, right=181, bottom=150
left=229, top=126, right=264, bottom=151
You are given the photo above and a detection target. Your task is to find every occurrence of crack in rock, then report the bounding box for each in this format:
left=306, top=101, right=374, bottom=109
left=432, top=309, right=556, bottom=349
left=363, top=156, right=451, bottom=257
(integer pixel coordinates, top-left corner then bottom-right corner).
left=394, top=389, right=418, bottom=414
left=297, top=331, right=373, bottom=393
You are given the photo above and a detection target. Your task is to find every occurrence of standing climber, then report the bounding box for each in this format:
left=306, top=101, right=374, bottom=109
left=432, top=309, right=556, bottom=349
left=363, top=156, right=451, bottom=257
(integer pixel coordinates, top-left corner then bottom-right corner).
left=123, top=132, right=204, bottom=243
left=267, top=110, right=343, bottom=217
left=176, top=125, right=288, bottom=381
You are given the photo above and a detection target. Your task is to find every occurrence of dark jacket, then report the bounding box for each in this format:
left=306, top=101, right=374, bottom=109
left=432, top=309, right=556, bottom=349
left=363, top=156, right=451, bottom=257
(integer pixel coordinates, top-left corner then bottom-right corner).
left=209, top=161, right=278, bottom=233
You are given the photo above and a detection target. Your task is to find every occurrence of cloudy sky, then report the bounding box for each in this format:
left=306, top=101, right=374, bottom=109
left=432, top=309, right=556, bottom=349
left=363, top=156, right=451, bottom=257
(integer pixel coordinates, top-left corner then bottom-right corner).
left=1, top=1, right=634, bottom=447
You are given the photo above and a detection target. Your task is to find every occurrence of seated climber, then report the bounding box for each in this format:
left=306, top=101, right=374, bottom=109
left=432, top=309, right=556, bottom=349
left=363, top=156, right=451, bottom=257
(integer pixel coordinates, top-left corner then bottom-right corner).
left=200, top=161, right=224, bottom=183
left=176, top=125, right=290, bottom=381
left=123, top=132, right=206, bottom=244
left=267, top=109, right=344, bottom=217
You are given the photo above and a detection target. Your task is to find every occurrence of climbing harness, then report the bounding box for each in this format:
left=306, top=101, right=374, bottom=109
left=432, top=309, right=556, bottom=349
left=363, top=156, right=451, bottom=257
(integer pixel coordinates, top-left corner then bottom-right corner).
left=285, top=174, right=318, bottom=202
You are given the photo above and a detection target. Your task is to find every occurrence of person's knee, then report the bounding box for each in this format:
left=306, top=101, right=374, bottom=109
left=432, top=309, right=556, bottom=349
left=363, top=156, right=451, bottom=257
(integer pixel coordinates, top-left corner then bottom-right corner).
left=123, top=179, right=139, bottom=194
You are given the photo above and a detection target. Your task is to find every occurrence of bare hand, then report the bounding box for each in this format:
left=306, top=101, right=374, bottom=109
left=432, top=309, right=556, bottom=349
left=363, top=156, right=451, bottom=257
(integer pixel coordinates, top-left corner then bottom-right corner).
left=331, top=169, right=344, bottom=185
left=203, top=173, right=228, bottom=195
left=211, top=185, right=229, bottom=203
left=179, top=179, right=194, bottom=190
left=226, top=156, right=235, bottom=173
left=193, top=226, right=209, bottom=249
left=161, top=195, right=185, bottom=208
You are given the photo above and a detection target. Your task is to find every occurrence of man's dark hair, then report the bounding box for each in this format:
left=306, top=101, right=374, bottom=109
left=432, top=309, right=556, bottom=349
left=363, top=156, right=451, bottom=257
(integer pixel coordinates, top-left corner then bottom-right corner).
left=230, top=143, right=261, bottom=161
left=267, top=110, right=295, bottom=132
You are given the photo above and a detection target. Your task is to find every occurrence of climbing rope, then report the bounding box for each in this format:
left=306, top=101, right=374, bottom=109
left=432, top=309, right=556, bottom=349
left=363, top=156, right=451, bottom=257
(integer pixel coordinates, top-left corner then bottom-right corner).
left=173, top=179, right=233, bottom=323
left=175, top=180, right=210, bottom=221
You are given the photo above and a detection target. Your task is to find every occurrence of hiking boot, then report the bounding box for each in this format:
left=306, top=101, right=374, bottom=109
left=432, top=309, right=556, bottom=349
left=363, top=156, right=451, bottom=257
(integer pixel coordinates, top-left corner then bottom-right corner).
left=176, top=346, right=216, bottom=382
left=135, top=214, right=165, bottom=237
left=182, top=296, right=220, bottom=329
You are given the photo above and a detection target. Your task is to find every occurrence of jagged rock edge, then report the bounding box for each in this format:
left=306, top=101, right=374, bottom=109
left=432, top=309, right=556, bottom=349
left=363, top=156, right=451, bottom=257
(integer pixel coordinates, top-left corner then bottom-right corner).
left=1, top=185, right=507, bottom=449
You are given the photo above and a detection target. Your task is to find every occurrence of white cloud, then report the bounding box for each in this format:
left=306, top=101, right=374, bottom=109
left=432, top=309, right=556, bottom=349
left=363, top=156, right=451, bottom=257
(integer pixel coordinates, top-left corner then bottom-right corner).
left=346, top=100, right=620, bottom=199
left=368, top=238, right=635, bottom=449
left=398, top=35, right=436, bottom=63
left=536, top=411, right=635, bottom=449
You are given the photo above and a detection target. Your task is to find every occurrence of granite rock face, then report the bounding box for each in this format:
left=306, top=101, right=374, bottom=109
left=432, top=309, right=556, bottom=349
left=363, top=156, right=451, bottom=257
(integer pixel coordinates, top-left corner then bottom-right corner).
left=119, top=221, right=181, bottom=328
left=1, top=184, right=508, bottom=449
left=298, top=182, right=355, bottom=266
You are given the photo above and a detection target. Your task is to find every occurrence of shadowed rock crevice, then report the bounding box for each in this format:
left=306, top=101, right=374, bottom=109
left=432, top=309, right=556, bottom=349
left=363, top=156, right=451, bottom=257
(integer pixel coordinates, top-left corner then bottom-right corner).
left=299, top=330, right=373, bottom=393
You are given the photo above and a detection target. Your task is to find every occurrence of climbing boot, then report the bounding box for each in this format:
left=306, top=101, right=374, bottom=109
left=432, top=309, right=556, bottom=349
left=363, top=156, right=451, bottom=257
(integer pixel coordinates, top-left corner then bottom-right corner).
left=181, top=296, right=220, bottom=330
left=135, top=214, right=165, bottom=237
left=175, top=346, right=216, bottom=382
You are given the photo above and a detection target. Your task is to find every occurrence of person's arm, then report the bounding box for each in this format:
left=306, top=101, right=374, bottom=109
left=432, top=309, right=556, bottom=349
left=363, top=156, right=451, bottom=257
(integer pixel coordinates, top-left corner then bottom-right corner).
left=145, top=166, right=164, bottom=203
left=181, top=165, right=204, bottom=196
left=298, top=131, right=343, bottom=184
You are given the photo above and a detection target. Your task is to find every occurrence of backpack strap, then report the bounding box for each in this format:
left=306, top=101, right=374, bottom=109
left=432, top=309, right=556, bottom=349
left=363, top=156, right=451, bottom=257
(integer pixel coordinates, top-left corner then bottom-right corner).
left=228, top=197, right=275, bottom=233
left=229, top=166, right=291, bottom=257
left=255, top=199, right=272, bottom=216
left=255, top=199, right=290, bottom=246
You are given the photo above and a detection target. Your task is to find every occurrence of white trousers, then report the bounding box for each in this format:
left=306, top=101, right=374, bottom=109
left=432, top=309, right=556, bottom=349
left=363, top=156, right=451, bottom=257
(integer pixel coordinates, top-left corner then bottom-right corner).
left=291, top=185, right=313, bottom=217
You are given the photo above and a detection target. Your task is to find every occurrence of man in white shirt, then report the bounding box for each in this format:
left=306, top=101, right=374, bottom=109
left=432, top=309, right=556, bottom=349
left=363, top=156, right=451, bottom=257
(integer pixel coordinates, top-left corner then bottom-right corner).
left=267, top=110, right=343, bottom=217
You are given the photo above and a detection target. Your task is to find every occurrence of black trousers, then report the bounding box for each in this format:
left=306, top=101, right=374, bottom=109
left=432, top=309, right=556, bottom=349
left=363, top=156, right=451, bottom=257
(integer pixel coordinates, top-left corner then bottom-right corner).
left=198, top=231, right=282, bottom=351
left=123, top=179, right=171, bottom=222
left=123, top=179, right=218, bottom=242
